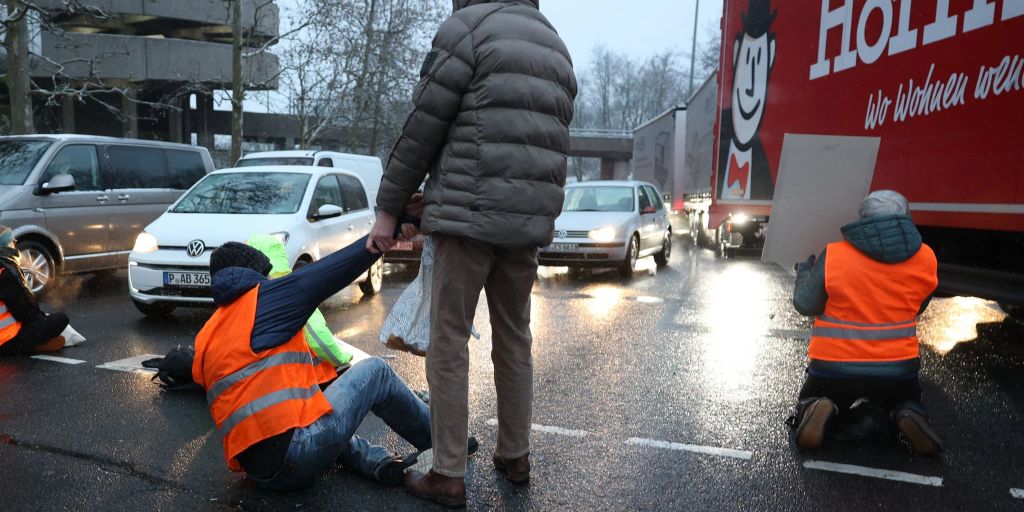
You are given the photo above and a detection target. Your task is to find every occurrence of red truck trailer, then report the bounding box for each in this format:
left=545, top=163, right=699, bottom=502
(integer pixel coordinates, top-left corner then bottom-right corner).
left=696, top=0, right=1024, bottom=310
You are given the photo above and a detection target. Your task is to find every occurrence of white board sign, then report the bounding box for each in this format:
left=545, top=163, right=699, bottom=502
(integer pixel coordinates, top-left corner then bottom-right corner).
left=762, top=134, right=881, bottom=266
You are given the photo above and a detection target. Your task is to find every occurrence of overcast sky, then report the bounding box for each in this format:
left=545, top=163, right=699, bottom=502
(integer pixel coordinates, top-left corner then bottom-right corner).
left=240, top=1, right=723, bottom=112
left=542, top=0, right=723, bottom=72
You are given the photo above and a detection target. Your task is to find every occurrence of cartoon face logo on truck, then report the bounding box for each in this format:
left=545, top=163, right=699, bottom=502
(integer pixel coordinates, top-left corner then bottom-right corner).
left=718, top=0, right=777, bottom=201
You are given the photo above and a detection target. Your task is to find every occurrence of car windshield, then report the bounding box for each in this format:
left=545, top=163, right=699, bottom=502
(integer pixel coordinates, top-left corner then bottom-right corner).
left=0, top=140, right=53, bottom=185
left=563, top=186, right=635, bottom=212
left=236, top=157, right=314, bottom=167
left=172, top=172, right=311, bottom=214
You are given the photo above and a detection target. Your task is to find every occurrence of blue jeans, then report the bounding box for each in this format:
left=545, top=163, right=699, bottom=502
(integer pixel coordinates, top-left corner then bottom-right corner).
left=249, top=357, right=432, bottom=491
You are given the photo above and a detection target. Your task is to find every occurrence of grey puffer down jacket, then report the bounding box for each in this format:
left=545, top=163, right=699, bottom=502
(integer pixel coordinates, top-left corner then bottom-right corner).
left=376, top=0, right=577, bottom=248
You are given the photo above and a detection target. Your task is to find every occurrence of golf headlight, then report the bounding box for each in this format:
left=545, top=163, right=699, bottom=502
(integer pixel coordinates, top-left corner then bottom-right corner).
left=731, top=213, right=750, bottom=225
left=589, top=226, right=617, bottom=243
left=133, top=232, right=158, bottom=254
left=271, top=231, right=290, bottom=245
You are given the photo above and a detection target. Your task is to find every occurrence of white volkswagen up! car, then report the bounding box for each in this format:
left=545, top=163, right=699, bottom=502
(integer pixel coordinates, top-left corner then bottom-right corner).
left=127, top=166, right=382, bottom=316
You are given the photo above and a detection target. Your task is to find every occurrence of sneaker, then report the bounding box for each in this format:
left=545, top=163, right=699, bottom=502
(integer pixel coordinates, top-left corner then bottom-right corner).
left=895, top=409, right=942, bottom=456
left=374, top=456, right=415, bottom=487
left=795, top=397, right=836, bottom=450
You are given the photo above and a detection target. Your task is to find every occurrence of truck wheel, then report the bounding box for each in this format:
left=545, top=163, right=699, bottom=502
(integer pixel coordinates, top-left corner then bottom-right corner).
left=133, top=299, right=175, bottom=318
left=359, top=259, right=383, bottom=295
left=16, top=240, right=57, bottom=295
left=654, top=231, right=671, bottom=267
left=619, top=235, right=639, bottom=278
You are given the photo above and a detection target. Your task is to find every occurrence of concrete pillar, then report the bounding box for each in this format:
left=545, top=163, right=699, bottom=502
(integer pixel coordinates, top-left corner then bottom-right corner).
left=600, top=158, right=615, bottom=180
left=196, top=92, right=214, bottom=150
left=61, top=96, right=75, bottom=134
left=284, top=136, right=295, bottom=150
left=182, top=94, right=193, bottom=144
left=122, top=89, right=138, bottom=139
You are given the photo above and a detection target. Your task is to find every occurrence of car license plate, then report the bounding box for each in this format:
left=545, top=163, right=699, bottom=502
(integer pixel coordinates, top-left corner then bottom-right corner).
left=546, top=243, right=578, bottom=252
left=394, top=241, right=414, bottom=251
left=164, top=271, right=210, bottom=288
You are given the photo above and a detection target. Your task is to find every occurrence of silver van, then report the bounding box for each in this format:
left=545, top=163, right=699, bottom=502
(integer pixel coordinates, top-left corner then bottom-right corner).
left=0, top=135, right=215, bottom=293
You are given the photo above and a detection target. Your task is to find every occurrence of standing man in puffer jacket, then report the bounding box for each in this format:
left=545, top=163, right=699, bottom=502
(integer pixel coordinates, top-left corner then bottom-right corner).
left=790, top=190, right=943, bottom=456
left=366, top=0, right=576, bottom=507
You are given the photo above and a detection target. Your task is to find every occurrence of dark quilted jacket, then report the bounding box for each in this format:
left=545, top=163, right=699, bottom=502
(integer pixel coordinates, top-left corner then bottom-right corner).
left=376, top=0, right=577, bottom=248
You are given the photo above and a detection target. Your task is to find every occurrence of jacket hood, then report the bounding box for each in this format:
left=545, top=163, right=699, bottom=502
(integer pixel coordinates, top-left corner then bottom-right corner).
left=247, top=234, right=291, bottom=278
left=453, top=0, right=537, bottom=12
left=211, top=267, right=267, bottom=306
left=840, top=214, right=922, bottom=263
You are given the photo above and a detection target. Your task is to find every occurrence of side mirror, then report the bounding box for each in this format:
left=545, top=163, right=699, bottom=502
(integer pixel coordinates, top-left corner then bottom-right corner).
left=641, top=206, right=656, bottom=214
left=312, top=204, right=344, bottom=220
left=39, top=174, right=76, bottom=195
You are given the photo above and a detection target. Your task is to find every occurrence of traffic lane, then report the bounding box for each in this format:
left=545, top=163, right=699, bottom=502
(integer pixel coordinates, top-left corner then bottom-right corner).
left=380, top=243, right=1024, bottom=508
left=0, top=240, right=1021, bottom=510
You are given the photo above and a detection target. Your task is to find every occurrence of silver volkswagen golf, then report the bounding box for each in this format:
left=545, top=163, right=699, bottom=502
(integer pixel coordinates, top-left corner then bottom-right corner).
left=539, top=180, right=672, bottom=277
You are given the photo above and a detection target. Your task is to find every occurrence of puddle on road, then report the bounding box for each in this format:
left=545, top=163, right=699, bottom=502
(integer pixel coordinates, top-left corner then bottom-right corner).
left=919, top=297, right=1008, bottom=354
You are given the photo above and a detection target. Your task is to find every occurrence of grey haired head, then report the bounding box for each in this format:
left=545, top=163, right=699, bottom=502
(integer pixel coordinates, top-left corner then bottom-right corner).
left=859, top=190, right=910, bottom=219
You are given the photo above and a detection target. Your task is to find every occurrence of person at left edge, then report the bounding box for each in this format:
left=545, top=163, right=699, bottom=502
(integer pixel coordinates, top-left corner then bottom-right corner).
left=192, top=220, right=476, bottom=491
left=0, top=226, right=69, bottom=357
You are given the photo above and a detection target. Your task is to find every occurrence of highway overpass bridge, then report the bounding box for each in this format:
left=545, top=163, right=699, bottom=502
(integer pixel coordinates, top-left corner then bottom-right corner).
left=569, top=129, right=634, bottom=180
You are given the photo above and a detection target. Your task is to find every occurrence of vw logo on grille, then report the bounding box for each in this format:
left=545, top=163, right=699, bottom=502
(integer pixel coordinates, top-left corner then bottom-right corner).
left=557, top=230, right=567, bottom=239
left=185, top=240, right=206, bottom=258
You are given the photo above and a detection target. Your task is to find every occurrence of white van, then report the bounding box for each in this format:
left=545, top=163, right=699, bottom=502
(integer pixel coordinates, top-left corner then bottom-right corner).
left=236, top=151, right=383, bottom=207
left=0, top=135, right=214, bottom=293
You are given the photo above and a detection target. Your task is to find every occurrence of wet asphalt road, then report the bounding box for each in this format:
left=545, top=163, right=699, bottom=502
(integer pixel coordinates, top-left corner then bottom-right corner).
left=1, top=229, right=1023, bottom=511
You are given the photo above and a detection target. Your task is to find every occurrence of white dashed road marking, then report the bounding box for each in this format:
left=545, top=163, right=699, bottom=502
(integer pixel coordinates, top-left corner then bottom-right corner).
left=803, top=460, right=943, bottom=487
left=96, top=354, right=161, bottom=373
left=625, top=437, right=753, bottom=461
left=485, top=419, right=589, bottom=438
left=1011, top=488, right=1024, bottom=499
left=30, top=355, right=86, bottom=365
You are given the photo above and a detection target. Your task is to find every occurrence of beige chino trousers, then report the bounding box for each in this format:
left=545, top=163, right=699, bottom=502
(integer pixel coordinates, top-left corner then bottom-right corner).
left=427, top=234, right=538, bottom=477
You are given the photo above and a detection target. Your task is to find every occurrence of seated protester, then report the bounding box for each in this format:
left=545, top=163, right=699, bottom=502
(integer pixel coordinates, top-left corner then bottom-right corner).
left=246, top=233, right=352, bottom=387
left=193, top=233, right=475, bottom=491
left=0, top=227, right=69, bottom=356
left=789, top=191, right=941, bottom=456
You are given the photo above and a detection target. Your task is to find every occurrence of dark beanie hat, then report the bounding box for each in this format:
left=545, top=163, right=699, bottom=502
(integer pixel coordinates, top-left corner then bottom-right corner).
left=209, top=242, right=272, bottom=277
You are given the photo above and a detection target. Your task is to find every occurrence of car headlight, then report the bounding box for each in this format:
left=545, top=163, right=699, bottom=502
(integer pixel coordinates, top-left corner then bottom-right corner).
left=589, top=226, right=617, bottom=243
left=271, top=231, right=290, bottom=245
left=731, top=213, right=749, bottom=225
left=133, top=232, right=158, bottom=254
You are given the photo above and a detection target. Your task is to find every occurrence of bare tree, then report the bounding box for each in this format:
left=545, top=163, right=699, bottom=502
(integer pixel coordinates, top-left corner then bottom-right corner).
left=574, top=46, right=690, bottom=132
left=696, top=20, right=721, bottom=81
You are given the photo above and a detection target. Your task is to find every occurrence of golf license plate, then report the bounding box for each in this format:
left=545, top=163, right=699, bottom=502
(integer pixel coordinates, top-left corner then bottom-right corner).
left=164, top=271, right=210, bottom=288
left=547, top=243, right=578, bottom=252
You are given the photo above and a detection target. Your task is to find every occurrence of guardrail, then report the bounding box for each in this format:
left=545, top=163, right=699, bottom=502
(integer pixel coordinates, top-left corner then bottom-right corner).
left=569, top=128, right=634, bottom=138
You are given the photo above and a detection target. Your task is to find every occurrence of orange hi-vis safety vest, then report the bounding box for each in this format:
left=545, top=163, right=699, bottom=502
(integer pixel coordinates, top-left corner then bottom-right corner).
left=0, top=299, right=23, bottom=346
left=312, top=354, right=338, bottom=386
left=192, top=286, right=333, bottom=472
left=808, top=240, right=938, bottom=378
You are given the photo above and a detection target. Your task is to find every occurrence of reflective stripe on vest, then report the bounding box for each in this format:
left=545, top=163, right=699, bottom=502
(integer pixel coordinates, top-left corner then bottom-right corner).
left=193, top=286, right=333, bottom=472
left=808, top=240, right=937, bottom=377
left=305, top=324, right=344, bottom=368
left=217, top=384, right=322, bottom=436
left=0, top=301, right=23, bottom=345
left=206, top=351, right=314, bottom=405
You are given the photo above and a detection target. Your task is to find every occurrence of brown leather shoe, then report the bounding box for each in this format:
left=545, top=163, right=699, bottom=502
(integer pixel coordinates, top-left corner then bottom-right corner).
left=493, top=452, right=530, bottom=484
left=404, top=470, right=466, bottom=509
